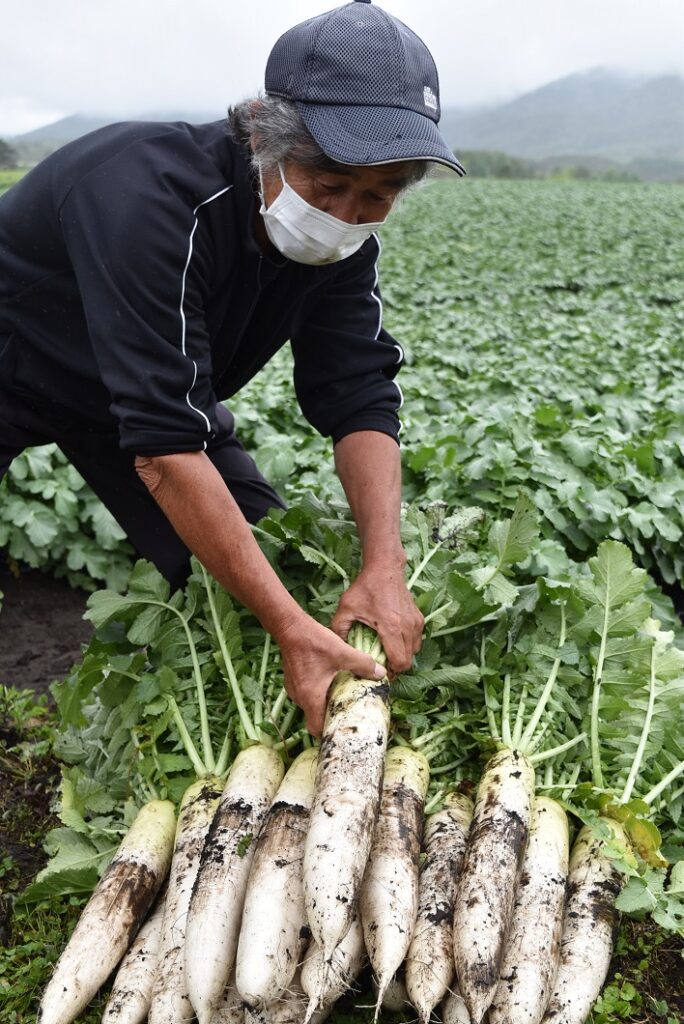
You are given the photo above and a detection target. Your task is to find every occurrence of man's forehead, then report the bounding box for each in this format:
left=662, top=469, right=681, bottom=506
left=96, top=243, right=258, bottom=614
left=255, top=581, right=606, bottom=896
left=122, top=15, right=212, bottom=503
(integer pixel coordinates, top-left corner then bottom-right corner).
left=323, top=161, right=417, bottom=186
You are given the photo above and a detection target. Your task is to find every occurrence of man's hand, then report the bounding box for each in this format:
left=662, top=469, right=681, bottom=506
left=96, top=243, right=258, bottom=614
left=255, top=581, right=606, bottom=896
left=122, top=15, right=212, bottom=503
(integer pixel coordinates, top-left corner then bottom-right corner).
left=276, top=615, right=386, bottom=737
left=330, top=563, right=424, bottom=677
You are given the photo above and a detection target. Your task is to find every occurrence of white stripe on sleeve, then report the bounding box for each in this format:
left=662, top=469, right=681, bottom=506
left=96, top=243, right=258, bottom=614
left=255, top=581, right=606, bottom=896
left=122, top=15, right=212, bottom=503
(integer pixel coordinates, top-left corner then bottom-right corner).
left=179, top=186, right=233, bottom=445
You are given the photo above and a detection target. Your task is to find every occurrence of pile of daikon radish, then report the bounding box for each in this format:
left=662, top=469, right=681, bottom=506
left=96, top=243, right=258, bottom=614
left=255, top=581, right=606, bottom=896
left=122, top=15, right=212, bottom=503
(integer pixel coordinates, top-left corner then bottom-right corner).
left=37, top=665, right=626, bottom=1024
left=37, top=526, right=684, bottom=1024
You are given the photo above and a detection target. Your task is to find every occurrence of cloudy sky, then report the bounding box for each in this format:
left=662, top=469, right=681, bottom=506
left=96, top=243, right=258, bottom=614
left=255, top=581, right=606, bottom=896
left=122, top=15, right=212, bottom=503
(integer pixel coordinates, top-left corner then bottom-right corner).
left=2, top=0, right=683, bottom=135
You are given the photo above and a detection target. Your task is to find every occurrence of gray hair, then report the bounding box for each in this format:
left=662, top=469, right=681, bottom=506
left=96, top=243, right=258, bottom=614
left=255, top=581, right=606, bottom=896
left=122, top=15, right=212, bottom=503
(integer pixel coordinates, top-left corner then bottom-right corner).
left=227, top=94, right=430, bottom=187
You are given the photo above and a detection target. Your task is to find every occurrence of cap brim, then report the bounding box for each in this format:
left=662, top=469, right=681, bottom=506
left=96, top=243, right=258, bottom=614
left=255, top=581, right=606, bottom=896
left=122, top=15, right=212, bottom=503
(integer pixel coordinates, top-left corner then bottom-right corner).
left=295, top=101, right=465, bottom=175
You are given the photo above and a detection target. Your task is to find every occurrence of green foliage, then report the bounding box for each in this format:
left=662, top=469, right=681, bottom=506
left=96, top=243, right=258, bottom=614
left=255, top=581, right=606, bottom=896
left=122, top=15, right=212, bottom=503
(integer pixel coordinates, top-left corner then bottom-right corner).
left=1, top=446, right=133, bottom=590
left=0, top=139, right=18, bottom=171
left=459, top=149, right=540, bottom=179
left=0, top=167, right=25, bottom=191
left=381, top=181, right=684, bottom=592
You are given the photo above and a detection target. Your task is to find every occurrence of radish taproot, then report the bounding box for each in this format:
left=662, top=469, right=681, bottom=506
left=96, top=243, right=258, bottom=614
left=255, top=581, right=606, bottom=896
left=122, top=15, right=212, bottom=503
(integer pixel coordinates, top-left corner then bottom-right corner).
left=489, top=796, right=569, bottom=1024
left=541, top=820, right=628, bottom=1024
left=405, top=791, right=473, bottom=1023
left=452, top=748, right=535, bottom=1023
left=149, top=778, right=222, bottom=1024
left=236, top=748, right=318, bottom=1008
left=185, top=745, right=285, bottom=1023
left=374, top=968, right=410, bottom=1013
left=301, top=912, right=366, bottom=1024
left=38, top=799, right=175, bottom=1024
left=101, top=887, right=167, bottom=1024
left=303, top=624, right=390, bottom=959
left=207, top=972, right=244, bottom=1024
left=443, top=987, right=472, bottom=1024
left=359, top=745, right=430, bottom=1018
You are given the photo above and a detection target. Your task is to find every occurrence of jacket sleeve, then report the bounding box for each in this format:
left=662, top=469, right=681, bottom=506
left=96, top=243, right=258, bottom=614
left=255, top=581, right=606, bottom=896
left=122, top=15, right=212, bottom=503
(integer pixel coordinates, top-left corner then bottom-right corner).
left=58, top=154, right=223, bottom=455
left=291, top=235, right=403, bottom=445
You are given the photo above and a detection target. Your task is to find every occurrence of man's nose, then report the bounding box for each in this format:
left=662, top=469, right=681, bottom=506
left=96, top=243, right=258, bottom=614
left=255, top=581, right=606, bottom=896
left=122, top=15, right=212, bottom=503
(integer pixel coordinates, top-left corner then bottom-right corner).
left=329, top=194, right=364, bottom=225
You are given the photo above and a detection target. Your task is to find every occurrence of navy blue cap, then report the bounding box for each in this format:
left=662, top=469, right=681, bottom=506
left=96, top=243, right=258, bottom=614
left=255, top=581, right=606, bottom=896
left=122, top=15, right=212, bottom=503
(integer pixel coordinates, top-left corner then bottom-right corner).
left=265, top=1, right=464, bottom=174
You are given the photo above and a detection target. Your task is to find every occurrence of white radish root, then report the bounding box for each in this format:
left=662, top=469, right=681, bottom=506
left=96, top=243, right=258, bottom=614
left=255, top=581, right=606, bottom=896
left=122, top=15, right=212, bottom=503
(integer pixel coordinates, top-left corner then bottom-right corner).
left=38, top=799, right=175, bottom=1024
left=374, top=968, right=410, bottom=1013
left=452, top=747, right=535, bottom=1024
left=149, top=777, right=223, bottom=1024
left=359, top=745, right=430, bottom=1018
left=489, top=796, right=569, bottom=1024
left=185, top=746, right=285, bottom=1024
left=236, top=748, right=318, bottom=1008
left=301, top=912, right=366, bottom=1023
left=101, top=886, right=167, bottom=1024
left=303, top=671, right=390, bottom=959
left=541, top=820, right=628, bottom=1024
left=443, top=986, right=472, bottom=1024
left=244, top=971, right=328, bottom=1023
left=206, top=972, right=244, bottom=1024
left=405, top=791, right=473, bottom=1024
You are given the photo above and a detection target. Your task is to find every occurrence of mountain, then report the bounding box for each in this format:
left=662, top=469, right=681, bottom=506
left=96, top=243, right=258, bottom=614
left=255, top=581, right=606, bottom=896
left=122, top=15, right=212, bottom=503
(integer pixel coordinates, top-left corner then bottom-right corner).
left=443, top=69, right=684, bottom=165
left=8, top=71, right=684, bottom=179
left=13, top=110, right=225, bottom=143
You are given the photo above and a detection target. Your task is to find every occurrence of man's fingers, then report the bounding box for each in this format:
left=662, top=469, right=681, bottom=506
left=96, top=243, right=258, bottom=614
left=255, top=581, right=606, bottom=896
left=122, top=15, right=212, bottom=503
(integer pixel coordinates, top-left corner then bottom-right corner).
left=330, top=607, right=355, bottom=641
left=306, top=709, right=324, bottom=739
left=381, top=630, right=413, bottom=676
left=343, top=646, right=386, bottom=681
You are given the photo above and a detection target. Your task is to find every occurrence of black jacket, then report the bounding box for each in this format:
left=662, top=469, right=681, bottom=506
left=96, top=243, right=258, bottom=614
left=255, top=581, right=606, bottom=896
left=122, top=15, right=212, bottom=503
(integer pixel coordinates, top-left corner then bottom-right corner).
left=0, top=119, right=403, bottom=455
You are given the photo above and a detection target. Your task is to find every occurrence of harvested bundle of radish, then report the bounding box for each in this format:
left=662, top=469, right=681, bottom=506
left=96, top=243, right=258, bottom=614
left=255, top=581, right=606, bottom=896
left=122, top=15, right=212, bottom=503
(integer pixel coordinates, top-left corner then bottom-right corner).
left=405, top=791, right=473, bottom=1024
left=236, top=747, right=318, bottom=1008
left=101, top=887, right=167, bottom=1024
left=359, top=744, right=430, bottom=1018
left=303, top=623, right=390, bottom=960
left=489, top=796, right=570, bottom=1024
left=38, top=799, right=176, bottom=1024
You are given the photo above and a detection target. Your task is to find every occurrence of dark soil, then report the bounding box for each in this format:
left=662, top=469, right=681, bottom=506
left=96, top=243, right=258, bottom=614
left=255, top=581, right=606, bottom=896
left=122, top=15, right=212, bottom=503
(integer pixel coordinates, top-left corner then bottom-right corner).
left=0, top=563, right=90, bottom=942
left=0, top=563, right=92, bottom=697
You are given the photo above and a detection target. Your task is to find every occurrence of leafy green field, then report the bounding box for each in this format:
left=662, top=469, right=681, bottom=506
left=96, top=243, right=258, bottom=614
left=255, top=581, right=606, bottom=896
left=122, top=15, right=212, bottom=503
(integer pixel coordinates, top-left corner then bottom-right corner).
left=2, top=179, right=684, bottom=1022
left=0, top=169, right=26, bottom=191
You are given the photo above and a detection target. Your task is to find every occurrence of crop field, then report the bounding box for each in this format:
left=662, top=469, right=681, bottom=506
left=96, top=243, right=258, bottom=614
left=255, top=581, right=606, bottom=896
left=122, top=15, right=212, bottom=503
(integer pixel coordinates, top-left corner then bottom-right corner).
left=1, top=178, right=684, bottom=1023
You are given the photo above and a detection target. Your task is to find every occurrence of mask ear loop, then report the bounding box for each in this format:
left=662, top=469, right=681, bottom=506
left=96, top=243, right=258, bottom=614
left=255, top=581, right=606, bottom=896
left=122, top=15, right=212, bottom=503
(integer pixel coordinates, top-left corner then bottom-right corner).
left=258, top=161, right=288, bottom=209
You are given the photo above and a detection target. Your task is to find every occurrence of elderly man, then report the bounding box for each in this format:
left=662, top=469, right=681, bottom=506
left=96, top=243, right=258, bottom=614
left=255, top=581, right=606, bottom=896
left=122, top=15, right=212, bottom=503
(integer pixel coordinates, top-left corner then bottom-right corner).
left=0, top=0, right=464, bottom=734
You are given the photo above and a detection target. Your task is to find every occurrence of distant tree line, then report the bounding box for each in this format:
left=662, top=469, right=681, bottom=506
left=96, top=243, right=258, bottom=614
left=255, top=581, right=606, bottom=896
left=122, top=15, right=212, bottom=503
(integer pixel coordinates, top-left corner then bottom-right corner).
left=456, top=150, right=640, bottom=182
left=0, top=139, right=19, bottom=170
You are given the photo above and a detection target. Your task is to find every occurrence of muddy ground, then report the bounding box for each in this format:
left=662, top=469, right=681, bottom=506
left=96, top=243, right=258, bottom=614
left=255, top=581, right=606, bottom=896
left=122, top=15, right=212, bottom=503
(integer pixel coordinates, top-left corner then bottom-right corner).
left=0, top=564, right=93, bottom=697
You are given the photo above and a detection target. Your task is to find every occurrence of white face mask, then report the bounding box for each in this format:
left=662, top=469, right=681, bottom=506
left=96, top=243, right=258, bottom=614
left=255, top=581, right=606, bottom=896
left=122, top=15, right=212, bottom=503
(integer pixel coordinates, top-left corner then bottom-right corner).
left=258, top=163, right=386, bottom=265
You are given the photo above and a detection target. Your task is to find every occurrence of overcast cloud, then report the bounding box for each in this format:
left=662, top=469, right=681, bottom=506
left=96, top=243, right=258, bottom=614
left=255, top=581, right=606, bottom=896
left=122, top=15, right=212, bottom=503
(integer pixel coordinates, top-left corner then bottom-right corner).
left=2, top=0, right=683, bottom=135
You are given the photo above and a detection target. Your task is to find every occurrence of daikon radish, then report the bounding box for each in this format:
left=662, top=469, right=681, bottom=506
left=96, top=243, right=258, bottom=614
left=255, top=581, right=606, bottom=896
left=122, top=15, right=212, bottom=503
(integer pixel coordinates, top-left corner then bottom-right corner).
left=38, top=799, right=175, bottom=1024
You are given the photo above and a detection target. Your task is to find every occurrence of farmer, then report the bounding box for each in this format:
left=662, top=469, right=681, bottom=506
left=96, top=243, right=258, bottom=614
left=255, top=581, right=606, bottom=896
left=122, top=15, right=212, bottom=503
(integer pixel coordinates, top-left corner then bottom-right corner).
left=0, top=0, right=464, bottom=734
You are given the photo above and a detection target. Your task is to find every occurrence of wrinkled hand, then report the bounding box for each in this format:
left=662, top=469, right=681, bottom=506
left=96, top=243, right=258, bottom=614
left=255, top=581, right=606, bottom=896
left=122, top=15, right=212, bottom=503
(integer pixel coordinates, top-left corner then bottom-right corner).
left=277, top=614, right=386, bottom=737
left=330, top=564, right=424, bottom=677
